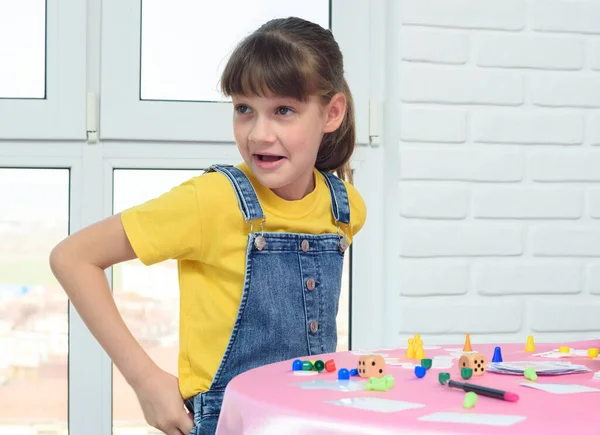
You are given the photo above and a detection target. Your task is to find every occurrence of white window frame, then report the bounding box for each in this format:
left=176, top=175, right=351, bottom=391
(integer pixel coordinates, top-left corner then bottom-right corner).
left=0, top=145, right=107, bottom=435
left=0, top=0, right=87, bottom=140
left=99, top=0, right=370, bottom=144
left=0, top=0, right=384, bottom=432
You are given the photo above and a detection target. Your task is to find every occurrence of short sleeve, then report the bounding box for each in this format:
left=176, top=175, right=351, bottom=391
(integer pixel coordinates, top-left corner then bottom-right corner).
left=345, top=182, right=367, bottom=241
left=120, top=178, right=202, bottom=265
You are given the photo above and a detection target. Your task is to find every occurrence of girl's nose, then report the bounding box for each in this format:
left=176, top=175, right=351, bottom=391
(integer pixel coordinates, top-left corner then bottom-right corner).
left=248, top=117, right=276, bottom=144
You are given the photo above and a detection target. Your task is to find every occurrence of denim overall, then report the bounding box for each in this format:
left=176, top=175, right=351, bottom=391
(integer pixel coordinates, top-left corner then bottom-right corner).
left=185, top=165, right=350, bottom=435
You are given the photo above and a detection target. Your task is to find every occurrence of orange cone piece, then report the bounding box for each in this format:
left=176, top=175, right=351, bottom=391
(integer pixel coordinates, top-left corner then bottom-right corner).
left=463, top=333, right=472, bottom=352
left=525, top=335, right=536, bottom=352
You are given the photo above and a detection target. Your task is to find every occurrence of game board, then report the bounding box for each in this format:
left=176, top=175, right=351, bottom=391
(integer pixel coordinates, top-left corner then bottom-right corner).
left=216, top=337, right=600, bottom=434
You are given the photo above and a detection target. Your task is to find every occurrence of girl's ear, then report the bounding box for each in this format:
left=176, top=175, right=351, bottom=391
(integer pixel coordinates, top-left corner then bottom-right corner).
left=323, top=93, right=347, bottom=133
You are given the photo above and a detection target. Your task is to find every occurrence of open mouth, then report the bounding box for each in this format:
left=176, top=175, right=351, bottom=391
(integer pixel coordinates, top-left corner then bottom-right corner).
left=255, top=154, right=284, bottom=162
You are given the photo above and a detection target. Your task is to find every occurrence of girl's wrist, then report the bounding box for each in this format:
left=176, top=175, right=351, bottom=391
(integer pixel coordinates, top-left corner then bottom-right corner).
left=120, top=346, right=160, bottom=390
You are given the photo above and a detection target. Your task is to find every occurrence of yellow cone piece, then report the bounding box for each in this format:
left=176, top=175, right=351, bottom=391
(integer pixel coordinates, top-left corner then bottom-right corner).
left=406, top=338, right=415, bottom=358
left=525, top=336, right=536, bottom=352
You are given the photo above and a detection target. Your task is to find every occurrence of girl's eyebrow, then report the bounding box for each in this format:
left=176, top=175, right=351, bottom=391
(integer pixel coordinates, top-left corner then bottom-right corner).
left=273, top=96, right=302, bottom=104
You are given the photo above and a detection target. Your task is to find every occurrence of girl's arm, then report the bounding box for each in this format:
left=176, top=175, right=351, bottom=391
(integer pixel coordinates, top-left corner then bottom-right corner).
left=49, top=214, right=194, bottom=435
left=49, top=213, right=156, bottom=387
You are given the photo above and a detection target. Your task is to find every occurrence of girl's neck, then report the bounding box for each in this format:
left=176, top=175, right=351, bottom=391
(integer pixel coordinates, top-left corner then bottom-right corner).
left=271, top=171, right=316, bottom=201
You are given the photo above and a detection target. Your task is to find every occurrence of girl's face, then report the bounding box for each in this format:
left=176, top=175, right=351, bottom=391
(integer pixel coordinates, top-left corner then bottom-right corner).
left=232, top=92, right=345, bottom=201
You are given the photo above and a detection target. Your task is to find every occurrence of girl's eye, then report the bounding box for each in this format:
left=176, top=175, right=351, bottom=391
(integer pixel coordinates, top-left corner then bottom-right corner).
left=277, top=107, right=294, bottom=116
left=235, top=105, right=251, bottom=114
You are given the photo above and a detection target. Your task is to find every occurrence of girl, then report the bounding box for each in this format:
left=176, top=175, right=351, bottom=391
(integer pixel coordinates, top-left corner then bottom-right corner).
left=50, top=16, right=366, bottom=435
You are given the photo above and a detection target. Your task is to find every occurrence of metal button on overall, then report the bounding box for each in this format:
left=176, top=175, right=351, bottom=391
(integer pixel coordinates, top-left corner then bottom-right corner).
left=310, top=320, right=319, bottom=334
left=306, top=278, right=315, bottom=291
left=301, top=240, right=310, bottom=252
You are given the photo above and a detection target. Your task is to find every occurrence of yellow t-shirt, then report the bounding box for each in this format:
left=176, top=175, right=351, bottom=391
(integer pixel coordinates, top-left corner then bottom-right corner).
left=120, top=163, right=367, bottom=399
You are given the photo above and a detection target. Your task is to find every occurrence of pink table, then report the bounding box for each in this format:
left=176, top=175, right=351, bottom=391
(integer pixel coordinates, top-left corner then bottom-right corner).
left=216, top=339, right=600, bottom=435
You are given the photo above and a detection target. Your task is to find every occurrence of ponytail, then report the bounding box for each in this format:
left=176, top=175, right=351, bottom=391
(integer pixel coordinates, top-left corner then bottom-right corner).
left=315, top=79, right=356, bottom=184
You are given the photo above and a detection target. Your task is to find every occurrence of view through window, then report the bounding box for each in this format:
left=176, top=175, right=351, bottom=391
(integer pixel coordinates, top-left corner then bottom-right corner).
left=112, top=169, right=202, bottom=433
left=0, top=1, right=46, bottom=99
left=140, top=0, right=329, bottom=102
left=0, top=168, right=70, bottom=435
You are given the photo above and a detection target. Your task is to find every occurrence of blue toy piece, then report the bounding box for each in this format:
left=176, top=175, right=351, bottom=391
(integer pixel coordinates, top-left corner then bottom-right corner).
left=292, top=359, right=303, bottom=371
left=492, top=346, right=503, bottom=363
left=338, top=368, right=350, bottom=380
left=350, top=368, right=359, bottom=376
left=415, top=366, right=426, bottom=378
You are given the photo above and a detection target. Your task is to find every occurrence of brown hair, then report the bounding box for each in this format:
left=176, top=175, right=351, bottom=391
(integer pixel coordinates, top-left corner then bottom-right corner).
left=220, top=17, right=355, bottom=184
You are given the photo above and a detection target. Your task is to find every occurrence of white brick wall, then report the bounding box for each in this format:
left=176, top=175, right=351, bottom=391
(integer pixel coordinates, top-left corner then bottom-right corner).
left=476, top=35, right=584, bottom=70
left=591, top=114, right=600, bottom=145
left=394, top=0, right=600, bottom=345
left=592, top=40, right=600, bottom=70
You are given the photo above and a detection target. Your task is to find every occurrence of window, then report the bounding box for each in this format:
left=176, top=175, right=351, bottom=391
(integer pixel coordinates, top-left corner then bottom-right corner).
left=0, top=0, right=86, bottom=140
left=0, top=168, right=69, bottom=434
left=100, top=0, right=369, bottom=143
left=0, top=0, right=46, bottom=99
left=337, top=251, right=351, bottom=351
left=0, top=0, right=374, bottom=432
left=140, top=0, right=329, bottom=102
left=111, top=169, right=203, bottom=432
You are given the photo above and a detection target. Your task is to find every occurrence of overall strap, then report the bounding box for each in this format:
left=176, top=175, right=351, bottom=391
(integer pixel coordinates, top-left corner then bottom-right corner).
left=319, top=170, right=351, bottom=226
left=204, top=165, right=265, bottom=222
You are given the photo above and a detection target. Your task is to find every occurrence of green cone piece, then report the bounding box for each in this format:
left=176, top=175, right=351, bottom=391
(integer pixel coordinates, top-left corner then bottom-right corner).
left=365, top=374, right=394, bottom=391
left=438, top=372, right=450, bottom=385
left=524, top=367, right=537, bottom=381
left=421, top=358, right=432, bottom=370
left=463, top=391, right=478, bottom=409
left=461, top=367, right=473, bottom=380
left=313, top=360, right=325, bottom=372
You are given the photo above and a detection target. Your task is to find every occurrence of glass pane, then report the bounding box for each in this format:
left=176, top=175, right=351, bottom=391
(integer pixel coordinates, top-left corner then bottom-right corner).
left=337, top=251, right=351, bottom=351
left=112, top=169, right=203, bottom=433
left=140, top=0, right=330, bottom=102
left=0, top=168, right=69, bottom=433
left=0, top=1, right=46, bottom=99
left=112, top=168, right=350, bottom=430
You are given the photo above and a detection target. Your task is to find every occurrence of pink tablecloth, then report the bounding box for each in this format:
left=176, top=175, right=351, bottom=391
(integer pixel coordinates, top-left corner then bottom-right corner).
left=216, top=340, right=600, bottom=435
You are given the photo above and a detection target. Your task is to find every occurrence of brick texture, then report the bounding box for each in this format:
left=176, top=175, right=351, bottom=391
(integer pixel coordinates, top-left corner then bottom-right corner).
left=393, top=0, right=600, bottom=342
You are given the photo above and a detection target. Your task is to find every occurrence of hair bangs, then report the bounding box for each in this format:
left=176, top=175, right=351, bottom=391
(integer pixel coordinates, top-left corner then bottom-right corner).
left=220, top=33, right=318, bottom=101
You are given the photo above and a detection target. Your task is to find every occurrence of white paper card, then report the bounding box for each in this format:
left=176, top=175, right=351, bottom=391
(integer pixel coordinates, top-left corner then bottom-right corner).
left=327, top=397, right=425, bottom=413
left=520, top=382, right=600, bottom=394
left=385, top=358, right=454, bottom=370
left=487, top=360, right=590, bottom=375
left=294, top=379, right=366, bottom=392
left=351, top=350, right=389, bottom=357
left=292, top=370, right=318, bottom=376
left=419, top=412, right=527, bottom=427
